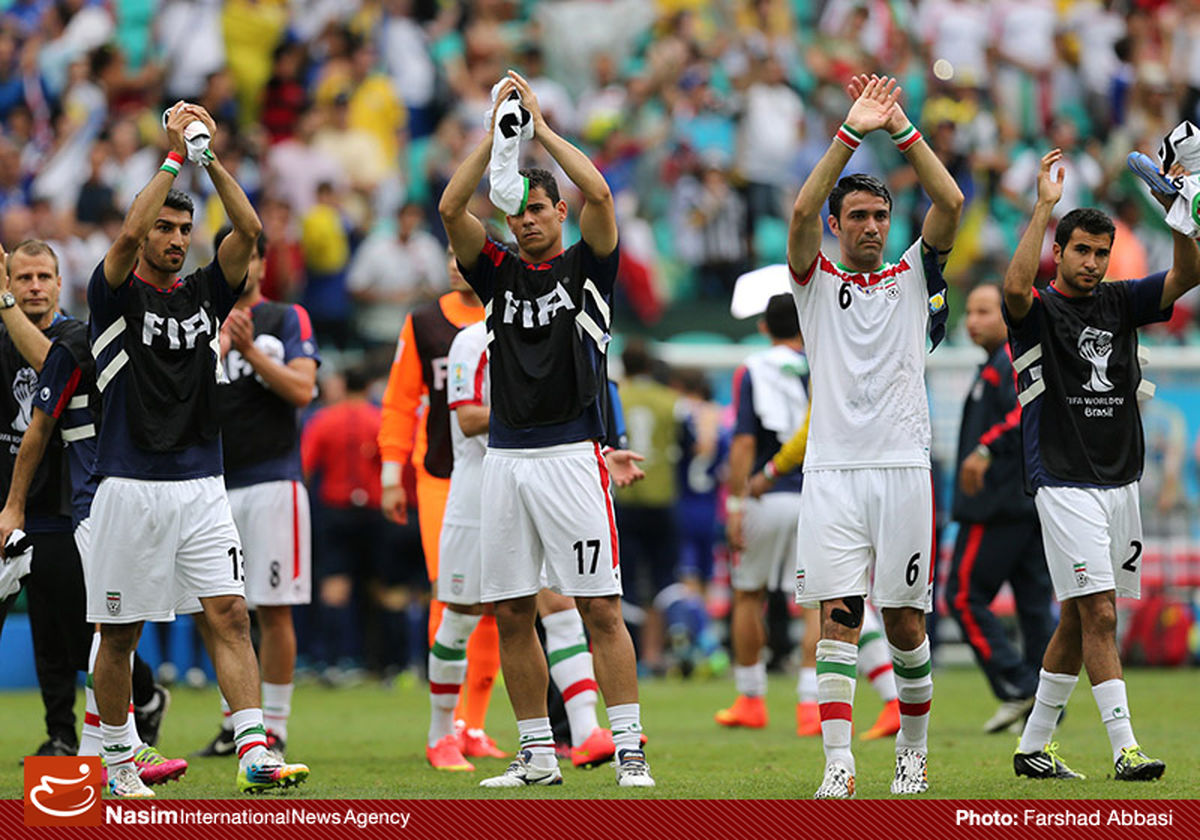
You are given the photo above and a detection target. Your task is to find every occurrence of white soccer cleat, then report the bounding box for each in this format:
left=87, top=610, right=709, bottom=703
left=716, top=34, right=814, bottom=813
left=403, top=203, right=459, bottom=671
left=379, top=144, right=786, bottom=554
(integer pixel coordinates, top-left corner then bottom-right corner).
left=813, top=760, right=855, bottom=799
left=108, top=762, right=155, bottom=798
left=614, top=748, right=656, bottom=787
left=479, top=750, right=563, bottom=788
left=890, top=747, right=929, bottom=794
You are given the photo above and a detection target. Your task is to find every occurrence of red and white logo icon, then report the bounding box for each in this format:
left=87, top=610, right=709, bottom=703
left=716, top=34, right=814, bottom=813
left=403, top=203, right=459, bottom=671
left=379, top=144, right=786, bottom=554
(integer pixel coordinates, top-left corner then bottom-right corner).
left=23, top=756, right=103, bottom=826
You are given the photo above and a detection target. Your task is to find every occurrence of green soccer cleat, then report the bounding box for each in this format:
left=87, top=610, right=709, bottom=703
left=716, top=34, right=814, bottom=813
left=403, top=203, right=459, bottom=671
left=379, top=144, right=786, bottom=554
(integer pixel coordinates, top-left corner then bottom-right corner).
left=1114, top=746, right=1165, bottom=781
left=237, top=756, right=310, bottom=793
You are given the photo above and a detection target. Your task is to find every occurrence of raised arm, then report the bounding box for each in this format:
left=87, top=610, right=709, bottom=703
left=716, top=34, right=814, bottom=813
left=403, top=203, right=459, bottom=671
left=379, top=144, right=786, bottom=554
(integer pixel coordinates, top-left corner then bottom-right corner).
left=178, top=105, right=264, bottom=290
left=437, top=134, right=491, bottom=272
left=1160, top=229, right=1200, bottom=309
left=507, top=70, right=617, bottom=257
left=0, top=407, right=55, bottom=547
left=103, top=103, right=192, bottom=288
left=1003, top=149, right=1064, bottom=322
left=0, top=246, right=51, bottom=371
left=789, top=76, right=899, bottom=276
left=847, top=75, right=963, bottom=255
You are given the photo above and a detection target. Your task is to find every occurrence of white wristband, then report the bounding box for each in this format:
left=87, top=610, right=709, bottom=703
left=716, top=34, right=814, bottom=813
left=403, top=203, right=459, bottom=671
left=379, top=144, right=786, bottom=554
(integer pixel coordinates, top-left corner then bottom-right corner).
left=725, top=496, right=745, bottom=515
left=381, top=461, right=402, bottom=488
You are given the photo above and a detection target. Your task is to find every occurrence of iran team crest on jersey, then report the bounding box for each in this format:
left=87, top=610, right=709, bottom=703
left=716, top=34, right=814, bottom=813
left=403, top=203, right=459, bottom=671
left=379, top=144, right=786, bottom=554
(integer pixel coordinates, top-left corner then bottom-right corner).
left=451, top=573, right=465, bottom=596
left=795, top=568, right=806, bottom=597
left=105, top=591, right=121, bottom=616
left=1073, top=561, right=1088, bottom=588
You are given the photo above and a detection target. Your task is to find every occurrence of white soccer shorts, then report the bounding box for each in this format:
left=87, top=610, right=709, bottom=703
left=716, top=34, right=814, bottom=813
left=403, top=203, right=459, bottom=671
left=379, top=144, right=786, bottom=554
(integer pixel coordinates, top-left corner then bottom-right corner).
left=479, top=441, right=622, bottom=602
left=228, top=480, right=312, bottom=608
left=1035, top=483, right=1142, bottom=601
left=732, top=491, right=802, bottom=592
left=794, top=467, right=934, bottom=611
left=86, top=476, right=244, bottom=623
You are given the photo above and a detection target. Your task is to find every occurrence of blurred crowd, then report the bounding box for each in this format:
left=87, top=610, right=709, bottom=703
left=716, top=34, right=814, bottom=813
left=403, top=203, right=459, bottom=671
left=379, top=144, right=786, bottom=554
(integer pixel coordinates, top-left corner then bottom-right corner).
left=1, top=0, right=1198, bottom=348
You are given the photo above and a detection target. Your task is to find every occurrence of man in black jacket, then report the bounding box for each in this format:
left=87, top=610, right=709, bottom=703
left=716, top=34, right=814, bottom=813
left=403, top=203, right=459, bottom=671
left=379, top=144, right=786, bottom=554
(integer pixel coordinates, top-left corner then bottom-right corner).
left=946, top=284, right=1054, bottom=734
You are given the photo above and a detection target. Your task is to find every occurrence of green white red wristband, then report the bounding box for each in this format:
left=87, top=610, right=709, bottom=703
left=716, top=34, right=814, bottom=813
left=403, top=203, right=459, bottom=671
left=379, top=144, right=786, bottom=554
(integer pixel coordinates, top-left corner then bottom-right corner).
left=159, top=151, right=184, bottom=177
left=763, top=460, right=779, bottom=481
left=892, top=123, right=922, bottom=152
left=835, top=122, right=863, bottom=151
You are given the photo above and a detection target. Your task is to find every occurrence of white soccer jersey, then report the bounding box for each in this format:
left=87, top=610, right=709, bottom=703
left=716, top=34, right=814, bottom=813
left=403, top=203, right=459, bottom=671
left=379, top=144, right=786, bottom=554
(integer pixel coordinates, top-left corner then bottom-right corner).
left=790, top=240, right=934, bottom=471
left=443, top=322, right=489, bottom=527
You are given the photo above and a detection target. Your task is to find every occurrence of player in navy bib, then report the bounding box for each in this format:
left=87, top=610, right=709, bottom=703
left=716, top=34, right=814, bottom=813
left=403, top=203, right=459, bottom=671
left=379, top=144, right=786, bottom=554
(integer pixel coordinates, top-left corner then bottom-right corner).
left=1002, top=148, right=1199, bottom=782
left=439, top=70, right=653, bottom=788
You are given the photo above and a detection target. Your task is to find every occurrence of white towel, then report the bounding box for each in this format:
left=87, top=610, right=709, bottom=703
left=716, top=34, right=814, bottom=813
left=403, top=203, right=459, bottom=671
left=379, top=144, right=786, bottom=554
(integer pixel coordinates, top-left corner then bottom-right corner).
left=1159, top=121, right=1200, bottom=183
left=1165, top=174, right=1200, bottom=238
left=744, top=345, right=809, bottom=444
left=0, top=529, right=32, bottom=602
left=486, top=81, right=533, bottom=215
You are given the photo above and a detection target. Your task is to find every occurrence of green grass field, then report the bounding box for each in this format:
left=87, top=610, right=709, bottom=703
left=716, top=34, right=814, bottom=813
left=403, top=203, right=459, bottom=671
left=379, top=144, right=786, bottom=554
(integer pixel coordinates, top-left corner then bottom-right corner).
left=0, top=666, right=1194, bottom=799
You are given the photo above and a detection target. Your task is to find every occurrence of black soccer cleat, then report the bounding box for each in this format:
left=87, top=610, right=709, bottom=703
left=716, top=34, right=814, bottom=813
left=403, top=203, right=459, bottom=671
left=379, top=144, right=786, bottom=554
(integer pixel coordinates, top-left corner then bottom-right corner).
left=193, top=727, right=237, bottom=757
left=134, top=685, right=171, bottom=746
left=1114, top=746, right=1165, bottom=781
left=1013, top=742, right=1085, bottom=780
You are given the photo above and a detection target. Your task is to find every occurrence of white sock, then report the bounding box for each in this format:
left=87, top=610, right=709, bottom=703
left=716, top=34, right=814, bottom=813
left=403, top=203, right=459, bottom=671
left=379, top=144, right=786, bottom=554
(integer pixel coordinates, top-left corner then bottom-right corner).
left=889, top=637, right=933, bottom=754
left=816, top=639, right=857, bottom=772
left=101, top=721, right=136, bottom=768
left=606, top=703, right=644, bottom=756
left=427, top=610, right=480, bottom=747
left=79, top=631, right=102, bottom=756
left=220, top=693, right=234, bottom=732
left=262, top=682, right=293, bottom=741
left=733, top=661, right=767, bottom=697
left=231, top=707, right=269, bottom=766
left=1018, top=669, right=1078, bottom=754
left=797, top=667, right=817, bottom=703
left=858, top=609, right=898, bottom=702
left=543, top=608, right=599, bottom=747
left=516, top=717, right=557, bottom=768
left=1092, top=679, right=1137, bottom=762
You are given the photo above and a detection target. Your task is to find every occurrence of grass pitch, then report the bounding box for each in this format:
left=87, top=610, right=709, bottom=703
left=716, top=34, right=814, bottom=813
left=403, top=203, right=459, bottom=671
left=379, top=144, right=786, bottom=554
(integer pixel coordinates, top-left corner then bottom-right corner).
left=0, top=666, right=1194, bottom=799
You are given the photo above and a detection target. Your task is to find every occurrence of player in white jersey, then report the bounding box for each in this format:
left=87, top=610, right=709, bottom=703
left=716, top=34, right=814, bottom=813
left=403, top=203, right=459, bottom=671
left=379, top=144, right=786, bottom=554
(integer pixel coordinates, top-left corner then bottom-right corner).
left=787, top=75, right=963, bottom=798
left=426, top=319, right=626, bottom=772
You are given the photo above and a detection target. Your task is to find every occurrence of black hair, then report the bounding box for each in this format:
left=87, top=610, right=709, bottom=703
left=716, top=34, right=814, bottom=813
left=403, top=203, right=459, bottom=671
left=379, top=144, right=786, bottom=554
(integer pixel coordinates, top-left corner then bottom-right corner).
left=621, top=337, right=653, bottom=377
left=343, top=365, right=371, bottom=394
left=213, top=226, right=267, bottom=258
left=675, top=367, right=712, bottom=401
left=763, top=293, right=800, bottom=340
left=518, top=168, right=560, bottom=206
left=1054, top=207, right=1115, bottom=250
left=828, top=173, right=892, bottom=220
left=163, top=188, right=194, bottom=217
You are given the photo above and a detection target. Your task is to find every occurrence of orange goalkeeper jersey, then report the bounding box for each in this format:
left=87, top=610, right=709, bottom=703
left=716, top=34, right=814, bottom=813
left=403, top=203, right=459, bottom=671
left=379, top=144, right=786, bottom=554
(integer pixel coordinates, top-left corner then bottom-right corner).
left=379, top=291, right=484, bottom=477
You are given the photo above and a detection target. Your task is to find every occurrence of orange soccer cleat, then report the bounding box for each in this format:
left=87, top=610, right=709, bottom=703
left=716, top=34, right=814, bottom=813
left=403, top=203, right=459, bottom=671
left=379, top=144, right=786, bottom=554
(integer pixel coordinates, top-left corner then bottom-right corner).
left=860, top=698, right=901, bottom=741
left=715, top=694, right=768, bottom=728
left=458, top=725, right=507, bottom=759
left=426, top=734, right=475, bottom=771
left=570, top=727, right=616, bottom=768
left=796, top=701, right=821, bottom=737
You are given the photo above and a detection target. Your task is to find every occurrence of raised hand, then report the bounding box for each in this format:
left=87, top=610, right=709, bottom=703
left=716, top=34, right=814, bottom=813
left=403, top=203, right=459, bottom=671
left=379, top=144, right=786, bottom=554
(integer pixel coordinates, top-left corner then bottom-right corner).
left=844, top=75, right=900, bottom=137
left=505, top=69, right=545, bottom=132
left=163, top=101, right=191, bottom=157
left=847, top=74, right=909, bottom=135
left=1037, top=148, right=1066, bottom=207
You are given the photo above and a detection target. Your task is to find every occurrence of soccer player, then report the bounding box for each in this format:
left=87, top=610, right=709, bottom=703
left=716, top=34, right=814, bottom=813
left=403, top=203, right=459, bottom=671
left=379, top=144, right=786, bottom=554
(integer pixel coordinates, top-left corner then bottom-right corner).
left=1005, top=148, right=1198, bottom=780
left=787, top=75, right=963, bottom=798
left=0, top=240, right=92, bottom=760
left=193, top=228, right=319, bottom=758
left=718, top=294, right=809, bottom=730
left=439, top=69, right=654, bottom=788
left=86, top=103, right=308, bottom=797
left=378, top=249, right=503, bottom=759
left=946, top=284, right=1053, bottom=734
left=0, top=241, right=188, bottom=788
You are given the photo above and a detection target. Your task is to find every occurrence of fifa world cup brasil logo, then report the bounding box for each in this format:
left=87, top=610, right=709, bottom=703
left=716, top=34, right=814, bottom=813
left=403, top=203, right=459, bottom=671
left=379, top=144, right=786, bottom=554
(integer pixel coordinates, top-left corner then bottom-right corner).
left=1078, top=326, right=1115, bottom=393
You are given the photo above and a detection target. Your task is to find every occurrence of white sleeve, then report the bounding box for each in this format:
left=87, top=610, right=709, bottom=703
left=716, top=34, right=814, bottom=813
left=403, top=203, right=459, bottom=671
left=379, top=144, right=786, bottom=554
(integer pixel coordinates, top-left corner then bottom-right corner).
left=446, top=327, right=486, bottom=408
